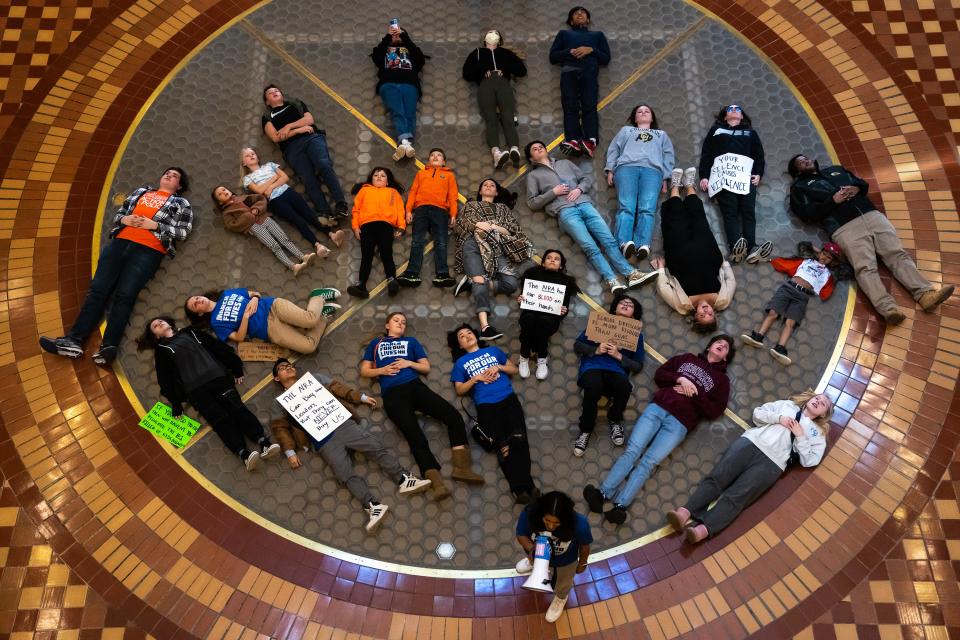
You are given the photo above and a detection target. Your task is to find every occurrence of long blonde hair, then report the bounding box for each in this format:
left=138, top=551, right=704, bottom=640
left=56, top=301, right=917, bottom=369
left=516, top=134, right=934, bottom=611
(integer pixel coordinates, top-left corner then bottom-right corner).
left=789, top=389, right=833, bottom=433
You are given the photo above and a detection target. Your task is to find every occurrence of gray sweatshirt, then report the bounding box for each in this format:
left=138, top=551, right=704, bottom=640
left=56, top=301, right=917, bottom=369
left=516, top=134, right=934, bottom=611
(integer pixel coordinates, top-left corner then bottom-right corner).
left=526, top=158, right=595, bottom=218
left=603, top=126, right=675, bottom=178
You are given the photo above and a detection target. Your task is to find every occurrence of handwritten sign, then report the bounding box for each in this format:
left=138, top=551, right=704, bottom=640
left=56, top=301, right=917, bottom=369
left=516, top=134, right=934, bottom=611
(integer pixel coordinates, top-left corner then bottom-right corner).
left=138, top=402, right=201, bottom=448
left=237, top=341, right=289, bottom=362
left=708, top=153, right=754, bottom=197
left=585, top=311, right=643, bottom=352
left=275, top=372, right=351, bottom=442
left=520, top=279, right=566, bottom=316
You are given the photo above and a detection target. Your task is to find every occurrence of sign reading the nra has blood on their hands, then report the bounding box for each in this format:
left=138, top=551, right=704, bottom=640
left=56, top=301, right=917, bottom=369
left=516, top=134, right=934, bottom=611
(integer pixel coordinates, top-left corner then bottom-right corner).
left=520, top=279, right=566, bottom=316
left=275, top=372, right=351, bottom=442
left=708, top=152, right=754, bottom=197
left=585, top=311, right=643, bottom=352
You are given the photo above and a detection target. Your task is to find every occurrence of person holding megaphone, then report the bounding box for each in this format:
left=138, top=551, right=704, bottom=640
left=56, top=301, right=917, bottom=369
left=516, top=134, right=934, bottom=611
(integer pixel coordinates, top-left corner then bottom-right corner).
left=515, top=491, right=593, bottom=623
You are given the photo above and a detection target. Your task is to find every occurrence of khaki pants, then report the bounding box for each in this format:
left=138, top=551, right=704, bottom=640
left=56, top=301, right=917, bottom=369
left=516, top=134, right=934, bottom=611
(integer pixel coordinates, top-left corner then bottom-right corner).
left=552, top=561, right=578, bottom=599
left=266, top=297, right=327, bottom=354
left=832, top=211, right=932, bottom=315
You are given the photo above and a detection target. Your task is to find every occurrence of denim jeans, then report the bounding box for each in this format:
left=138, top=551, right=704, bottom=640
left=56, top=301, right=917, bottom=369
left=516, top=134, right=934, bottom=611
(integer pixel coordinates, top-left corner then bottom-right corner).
left=379, top=83, right=419, bottom=142
left=69, top=238, right=165, bottom=348
left=461, top=235, right=519, bottom=314
left=283, top=133, right=345, bottom=213
left=599, top=403, right=687, bottom=506
left=558, top=203, right=634, bottom=280
left=559, top=68, right=599, bottom=141
left=613, top=165, right=662, bottom=248
left=406, top=205, right=450, bottom=276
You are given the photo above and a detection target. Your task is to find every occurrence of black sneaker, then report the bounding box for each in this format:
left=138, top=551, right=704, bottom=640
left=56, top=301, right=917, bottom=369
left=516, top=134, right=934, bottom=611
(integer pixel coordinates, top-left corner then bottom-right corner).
left=604, top=504, right=628, bottom=525
left=334, top=201, right=349, bottom=218
left=741, top=331, right=765, bottom=348
left=454, top=276, right=473, bottom=297
left=770, top=344, right=792, bottom=365
left=387, top=278, right=400, bottom=297
left=91, top=345, right=117, bottom=367
left=573, top=432, right=590, bottom=457
left=729, top=237, right=748, bottom=264
left=397, top=272, right=422, bottom=287
left=347, top=284, right=369, bottom=299
left=582, top=484, right=605, bottom=514
left=432, top=274, right=456, bottom=288
left=479, top=325, right=503, bottom=341
left=39, top=336, right=83, bottom=359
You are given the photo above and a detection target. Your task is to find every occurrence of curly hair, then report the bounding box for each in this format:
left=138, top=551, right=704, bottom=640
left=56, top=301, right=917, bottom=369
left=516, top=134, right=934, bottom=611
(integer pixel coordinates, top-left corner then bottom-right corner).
left=526, top=491, right=577, bottom=542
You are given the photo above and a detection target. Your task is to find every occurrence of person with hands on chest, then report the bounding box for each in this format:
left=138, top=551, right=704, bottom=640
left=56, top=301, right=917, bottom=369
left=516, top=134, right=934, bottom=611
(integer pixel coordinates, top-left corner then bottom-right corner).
left=583, top=334, right=734, bottom=525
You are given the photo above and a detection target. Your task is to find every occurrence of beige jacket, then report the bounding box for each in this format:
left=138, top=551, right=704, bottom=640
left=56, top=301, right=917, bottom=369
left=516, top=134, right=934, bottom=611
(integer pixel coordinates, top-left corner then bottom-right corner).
left=655, top=262, right=736, bottom=315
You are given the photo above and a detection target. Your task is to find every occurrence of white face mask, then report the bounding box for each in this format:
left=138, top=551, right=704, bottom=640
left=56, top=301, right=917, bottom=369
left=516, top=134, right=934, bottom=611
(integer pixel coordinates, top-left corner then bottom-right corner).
left=484, top=31, right=500, bottom=46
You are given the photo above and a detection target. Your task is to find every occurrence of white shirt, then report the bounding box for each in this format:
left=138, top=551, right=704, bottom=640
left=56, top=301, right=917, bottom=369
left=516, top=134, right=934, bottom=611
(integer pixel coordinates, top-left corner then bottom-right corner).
left=794, top=259, right=832, bottom=295
left=742, top=399, right=827, bottom=470
left=242, top=162, right=289, bottom=200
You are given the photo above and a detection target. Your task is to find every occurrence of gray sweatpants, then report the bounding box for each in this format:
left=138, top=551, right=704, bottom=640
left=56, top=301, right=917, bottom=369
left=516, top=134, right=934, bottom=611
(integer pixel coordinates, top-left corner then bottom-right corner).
left=319, top=421, right=406, bottom=507
left=461, top=235, right=519, bottom=313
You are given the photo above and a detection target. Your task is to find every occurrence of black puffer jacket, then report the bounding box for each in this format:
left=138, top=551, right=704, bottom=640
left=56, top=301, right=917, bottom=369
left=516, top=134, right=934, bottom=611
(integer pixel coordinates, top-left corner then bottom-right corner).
left=789, top=165, right=875, bottom=237
left=155, top=329, right=243, bottom=415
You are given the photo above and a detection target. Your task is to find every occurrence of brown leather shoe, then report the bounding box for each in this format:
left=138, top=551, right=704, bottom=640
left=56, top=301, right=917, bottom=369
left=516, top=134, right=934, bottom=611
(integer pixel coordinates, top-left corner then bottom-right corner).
left=883, top=309, right=906, bottom=325
left=918, top=285, right=954, bottom=312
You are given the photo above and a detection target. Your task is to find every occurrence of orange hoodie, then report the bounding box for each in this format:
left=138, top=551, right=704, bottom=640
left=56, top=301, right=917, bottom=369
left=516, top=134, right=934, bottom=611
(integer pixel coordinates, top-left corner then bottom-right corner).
left=351, top=185, right=406, bottom=232
left=406, top=166, right=459, bottom=219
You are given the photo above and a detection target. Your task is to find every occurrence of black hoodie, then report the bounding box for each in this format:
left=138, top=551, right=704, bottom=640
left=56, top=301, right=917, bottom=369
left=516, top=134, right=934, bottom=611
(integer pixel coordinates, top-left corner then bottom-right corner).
left=698, top=121, right=765, bottom=181
left=371, top=31, right=426, bottom=95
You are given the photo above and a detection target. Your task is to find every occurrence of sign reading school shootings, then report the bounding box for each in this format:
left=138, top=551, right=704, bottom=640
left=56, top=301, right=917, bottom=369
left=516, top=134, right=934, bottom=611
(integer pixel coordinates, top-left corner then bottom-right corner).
left=708, top=153, right=754, bottom=198
left=585, top=311, right=643, bottom=352
left=520, top=279, right=566, bottom=316
left=276, top=372, right=351, bottom=442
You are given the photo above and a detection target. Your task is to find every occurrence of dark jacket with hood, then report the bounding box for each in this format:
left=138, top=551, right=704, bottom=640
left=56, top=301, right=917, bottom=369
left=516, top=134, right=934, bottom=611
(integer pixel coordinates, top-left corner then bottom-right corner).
left=154, top=328, right=244, bottom=415
left=698, top=121, right=766, bottom=180
left=371, top=30, right=426, bottom=96
left=651, top=352, right=730, bottom=430
left=462, top=46, right=527, bottom=83
left=548, top=27, right=611, bottom=74
left=789, top=165, right=875, bottom=237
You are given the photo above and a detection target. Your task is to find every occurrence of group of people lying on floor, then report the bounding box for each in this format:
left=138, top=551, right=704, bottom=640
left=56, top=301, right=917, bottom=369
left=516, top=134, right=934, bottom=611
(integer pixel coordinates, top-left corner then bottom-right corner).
left=35, top=5, right=955, bottom=625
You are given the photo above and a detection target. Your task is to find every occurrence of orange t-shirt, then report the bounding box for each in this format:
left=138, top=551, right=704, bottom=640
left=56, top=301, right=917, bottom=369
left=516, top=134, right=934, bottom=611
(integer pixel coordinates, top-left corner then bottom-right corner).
left=116, top=190, right=170, bottom=253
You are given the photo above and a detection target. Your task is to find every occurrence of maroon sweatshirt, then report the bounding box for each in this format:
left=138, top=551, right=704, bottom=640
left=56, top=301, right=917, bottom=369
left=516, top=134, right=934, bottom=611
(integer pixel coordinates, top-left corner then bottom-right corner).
left=651, top=353, right=730, bottom=430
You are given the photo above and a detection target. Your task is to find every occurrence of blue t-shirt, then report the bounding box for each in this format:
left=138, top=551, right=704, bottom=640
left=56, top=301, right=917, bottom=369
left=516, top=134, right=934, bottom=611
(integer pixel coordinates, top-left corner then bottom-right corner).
left=576, top=330, right=644, bottom=378
left=210, top=288, right=274, bottom=342
left=451, top=346, right=513, bottom=406
left=515, top=510, right=593, bottom=567
left=362, top=336, right=428, bottom=392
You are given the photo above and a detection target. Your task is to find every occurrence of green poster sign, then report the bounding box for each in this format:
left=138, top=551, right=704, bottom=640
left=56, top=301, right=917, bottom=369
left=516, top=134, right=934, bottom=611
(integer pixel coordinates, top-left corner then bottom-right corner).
left=138, top=402, right=201, bottom=448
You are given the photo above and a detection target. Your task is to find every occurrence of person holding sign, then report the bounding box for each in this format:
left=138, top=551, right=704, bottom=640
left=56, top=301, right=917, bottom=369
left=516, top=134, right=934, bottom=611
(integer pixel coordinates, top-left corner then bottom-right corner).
left=137, top=316, right=279, bottom=471
left=515, top=491, right=592, bottom=623
left=515, top=249, right=580, bottom=379
left=185, top=287, right=339, bottom=354
left=583, top=335, right=733, bottom=525
left=650, top=171, right=736, bottom=334
left=697, top=104, right=771, bottom=264
left=360, top=312, right=484, bottom=501
left=666, top=390, right=831, bottom=544
left=604, top=104, right=675, bottom=261
left=271, top=358, right=431, bottom=532
left=572, top=293, right=644, bottom=456
left=448, top=324, right=537, bottom=503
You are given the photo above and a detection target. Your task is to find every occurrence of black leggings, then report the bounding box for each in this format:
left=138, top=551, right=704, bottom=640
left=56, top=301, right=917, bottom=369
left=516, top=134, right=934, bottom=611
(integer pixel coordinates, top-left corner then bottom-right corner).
left=661, top=195, right=722, bottom=289
left=476, top=393, right=534, bottom=494
left=382, top=379, right=467, bottom=474
left=269, top=188, right=322, bottom=245
left=358, top=220, right=397, bottom=285
left=518, top=311, right=563, bottom=358
left=577, top=369, right=632, bottom=433
left=188, top=377, right=265, bottom=456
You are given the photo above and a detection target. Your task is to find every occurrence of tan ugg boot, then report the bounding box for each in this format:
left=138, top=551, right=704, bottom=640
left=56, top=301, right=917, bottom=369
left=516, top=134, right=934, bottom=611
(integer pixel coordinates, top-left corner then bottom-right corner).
left=424, top=469, right=451, bottom=501
left=450, top=448, right=485, bottom=484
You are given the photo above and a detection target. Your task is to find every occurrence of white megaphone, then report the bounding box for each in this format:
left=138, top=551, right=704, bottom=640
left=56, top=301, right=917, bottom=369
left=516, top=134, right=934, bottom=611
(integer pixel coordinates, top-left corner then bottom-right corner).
left=522, top=534, right=554, bottom=593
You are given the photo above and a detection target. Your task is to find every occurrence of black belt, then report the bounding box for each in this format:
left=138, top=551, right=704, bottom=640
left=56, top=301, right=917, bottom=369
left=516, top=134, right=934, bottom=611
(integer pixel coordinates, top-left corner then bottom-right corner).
left=786, top=279, right=813, bottom=295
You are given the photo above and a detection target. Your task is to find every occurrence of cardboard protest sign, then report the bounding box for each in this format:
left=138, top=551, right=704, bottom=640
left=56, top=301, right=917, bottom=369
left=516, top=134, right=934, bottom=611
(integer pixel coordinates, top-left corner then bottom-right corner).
left=139, top=402, right=201, bottom=448
left=237, top=341, right=289, bottom=362
left=520, top=279, right=566, bottom=316
left=584, top=311, right=643, bottom=352
left=275, top=372, right=351, bottom=442
left=708, top=153, right=754, bottom=197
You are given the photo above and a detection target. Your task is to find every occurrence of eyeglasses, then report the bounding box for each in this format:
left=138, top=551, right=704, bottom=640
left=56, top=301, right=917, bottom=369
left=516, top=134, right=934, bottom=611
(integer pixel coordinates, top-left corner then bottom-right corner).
left=726, top=105, right=742, bottom=113
left=276, top=363, right=295, bottom=373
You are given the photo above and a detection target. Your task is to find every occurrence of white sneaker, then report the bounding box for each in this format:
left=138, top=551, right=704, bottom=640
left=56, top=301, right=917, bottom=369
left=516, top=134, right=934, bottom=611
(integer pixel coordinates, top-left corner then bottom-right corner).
left=683, top=167, right=697, bottom=188
left=402, top=140, right=416, bottom=158
left=627, top=270, right=659, bottom=288
left=365, top=502, right=389, bottom=532
left=518, top=357, right=531, bottom=379
left=492, top=147, right=509, bottom=169
left=260, top=443, right=281, bottom=460
left=545, top=595, right=568, bottom=623
left=398, top=473, right=431, bottom=495
left=243, top=450, right=260, bottom=472
left=606, top=278, right=626, bottom=294
left=515, top=557, right=533, bottom=574
left=535, top=358, right=549, bottom=380
left=392, top=144, right=406, bottom=162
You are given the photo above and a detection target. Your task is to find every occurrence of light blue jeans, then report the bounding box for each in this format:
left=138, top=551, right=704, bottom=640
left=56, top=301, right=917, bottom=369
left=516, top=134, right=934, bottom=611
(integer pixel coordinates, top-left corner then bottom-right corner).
left=599, top=403, right=687, bottom=506
left=558, top=203, right=634, bottom=281
left=379, top=83, right=419, bottom=142
left=613, top=165, right=662, bottom=248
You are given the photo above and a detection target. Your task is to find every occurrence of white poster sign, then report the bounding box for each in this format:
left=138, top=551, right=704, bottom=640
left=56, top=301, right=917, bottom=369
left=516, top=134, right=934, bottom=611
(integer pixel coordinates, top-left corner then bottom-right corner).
left=520, top=279, right=566, bottom=316
left=275, top=372, right=351, bottom=442
left=708, top=152, right=754, bottom=197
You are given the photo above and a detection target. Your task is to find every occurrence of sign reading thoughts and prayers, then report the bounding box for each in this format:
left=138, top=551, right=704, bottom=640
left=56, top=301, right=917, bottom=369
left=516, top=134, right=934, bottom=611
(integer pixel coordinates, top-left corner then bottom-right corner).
left=520, top=279, right=566, bottom=316
left=139, top=402, right=201, bottom=448
left=237, top=341, right=289, bottom=362
left=585, top=311, right=643, bottom=352
left=708, top=152, right=754, bottom=197
left=275, top=372, right=351, bottom=442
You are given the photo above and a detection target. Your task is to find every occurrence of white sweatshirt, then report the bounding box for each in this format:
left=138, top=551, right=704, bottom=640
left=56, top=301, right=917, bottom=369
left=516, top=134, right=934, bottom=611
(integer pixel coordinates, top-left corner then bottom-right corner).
left=742, top=399, right=827, bottom=470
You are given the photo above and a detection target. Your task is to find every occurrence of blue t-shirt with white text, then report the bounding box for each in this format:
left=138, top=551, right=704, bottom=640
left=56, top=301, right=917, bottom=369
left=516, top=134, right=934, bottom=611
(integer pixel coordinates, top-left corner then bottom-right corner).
left=210, top=288, right=273, bottom=342
left=451, top=346, right=513, bottom=406
left=515, top=509, right=593, bottom=567
left=362, top=336, right=428, bottom=392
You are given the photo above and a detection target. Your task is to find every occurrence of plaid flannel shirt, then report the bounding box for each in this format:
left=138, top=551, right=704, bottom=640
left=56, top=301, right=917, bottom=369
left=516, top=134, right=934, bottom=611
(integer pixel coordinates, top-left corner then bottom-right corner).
left=108, top=185, right=193, bottom=258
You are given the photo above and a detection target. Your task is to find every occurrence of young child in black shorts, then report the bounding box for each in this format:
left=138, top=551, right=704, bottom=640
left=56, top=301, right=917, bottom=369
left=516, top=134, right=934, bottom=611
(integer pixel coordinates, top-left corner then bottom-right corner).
left=741, top=242, right=846, bottom=365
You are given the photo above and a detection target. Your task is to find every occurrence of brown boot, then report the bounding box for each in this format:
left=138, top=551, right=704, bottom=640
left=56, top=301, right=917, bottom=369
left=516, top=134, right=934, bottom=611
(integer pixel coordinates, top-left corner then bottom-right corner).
left=918, top=285, right=955, bottom=312
left=883, top=309, right=907, bottom=325
left=450, top=448, right=485, bottom=485
left=424, top=469, right=451, bottom=501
